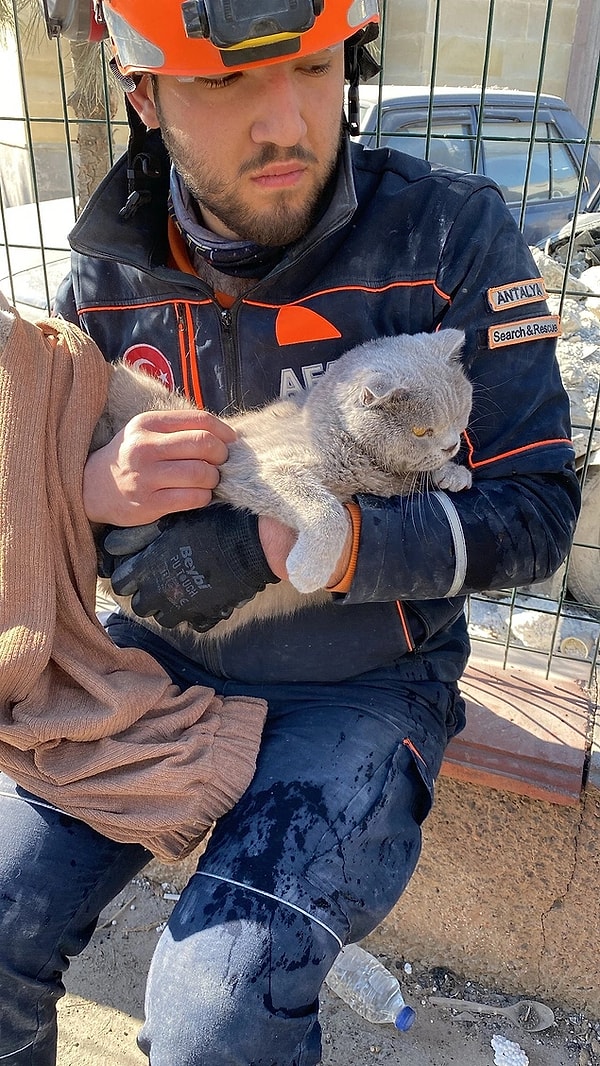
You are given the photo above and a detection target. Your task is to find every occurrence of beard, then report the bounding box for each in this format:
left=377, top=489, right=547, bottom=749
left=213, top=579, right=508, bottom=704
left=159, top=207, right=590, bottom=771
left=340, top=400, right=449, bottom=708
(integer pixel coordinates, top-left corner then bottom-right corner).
left=155, top=96, right=343, bottom=246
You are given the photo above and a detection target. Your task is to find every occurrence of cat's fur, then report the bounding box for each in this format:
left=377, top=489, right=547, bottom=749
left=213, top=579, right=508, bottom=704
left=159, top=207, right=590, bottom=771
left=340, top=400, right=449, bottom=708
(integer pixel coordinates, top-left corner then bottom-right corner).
left=92, top=328, right=473, bottom=638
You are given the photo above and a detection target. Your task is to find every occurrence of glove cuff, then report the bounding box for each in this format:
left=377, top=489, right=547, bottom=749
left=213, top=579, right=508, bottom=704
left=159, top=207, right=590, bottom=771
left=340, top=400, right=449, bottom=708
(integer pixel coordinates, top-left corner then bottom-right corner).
left=223, top=509, right=278, bottom=589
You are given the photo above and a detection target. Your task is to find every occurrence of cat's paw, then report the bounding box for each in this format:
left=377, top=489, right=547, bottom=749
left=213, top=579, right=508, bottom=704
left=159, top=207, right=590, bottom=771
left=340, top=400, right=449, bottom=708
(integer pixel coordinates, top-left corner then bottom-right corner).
left=287, top=551, right=336, bottom=594
left=432, top=462, right=472, bottom=492
left=286, top=530, right=346, bottom=594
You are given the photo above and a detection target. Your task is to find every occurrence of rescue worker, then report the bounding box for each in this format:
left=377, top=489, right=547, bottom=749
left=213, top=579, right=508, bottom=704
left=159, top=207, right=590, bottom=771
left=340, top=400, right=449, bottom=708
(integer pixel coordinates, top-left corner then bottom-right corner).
left=0, top=1, right=579, bottom=1063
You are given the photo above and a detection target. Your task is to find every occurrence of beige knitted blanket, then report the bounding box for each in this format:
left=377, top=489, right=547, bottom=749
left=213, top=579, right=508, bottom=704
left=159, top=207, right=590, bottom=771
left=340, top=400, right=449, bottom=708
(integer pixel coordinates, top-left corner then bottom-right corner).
left=0, top=304, right=266, bottom=862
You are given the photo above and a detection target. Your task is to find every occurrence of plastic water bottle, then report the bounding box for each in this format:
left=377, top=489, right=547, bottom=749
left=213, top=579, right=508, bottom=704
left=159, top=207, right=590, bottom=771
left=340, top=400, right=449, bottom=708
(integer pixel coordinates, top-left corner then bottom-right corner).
left=324, top=943, right=416, bottom=1031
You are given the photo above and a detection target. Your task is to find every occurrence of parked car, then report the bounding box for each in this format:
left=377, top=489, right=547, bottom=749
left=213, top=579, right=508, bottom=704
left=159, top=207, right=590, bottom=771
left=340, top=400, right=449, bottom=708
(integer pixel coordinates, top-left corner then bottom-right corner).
left=355, top=86, right=600, bottom=246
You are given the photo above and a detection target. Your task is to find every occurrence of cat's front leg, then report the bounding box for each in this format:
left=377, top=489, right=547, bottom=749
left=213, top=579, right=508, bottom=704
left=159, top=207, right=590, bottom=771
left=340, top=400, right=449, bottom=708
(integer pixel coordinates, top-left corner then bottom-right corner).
left=432, top=462, right=472, bottom=492
left=286, top=498, right=350, bottom=594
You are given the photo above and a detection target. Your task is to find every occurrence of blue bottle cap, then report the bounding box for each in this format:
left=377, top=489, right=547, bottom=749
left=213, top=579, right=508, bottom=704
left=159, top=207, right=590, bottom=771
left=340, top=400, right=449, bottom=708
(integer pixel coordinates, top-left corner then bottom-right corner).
left=394, top=1005, right=416, bottom=1031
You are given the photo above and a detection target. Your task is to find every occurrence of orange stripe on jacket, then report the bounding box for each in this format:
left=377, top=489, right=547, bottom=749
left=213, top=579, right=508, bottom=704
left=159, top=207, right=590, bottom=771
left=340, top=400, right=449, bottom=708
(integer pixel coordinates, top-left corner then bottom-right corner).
left=395, top=602, right=415, bottom=652
left=167, top=219, right=235, bottom=309
left=168, top=217, right=198, bottom=276
left=463, top=430, right=574, bottom=470
left=244, top=277, right=453, bottom=313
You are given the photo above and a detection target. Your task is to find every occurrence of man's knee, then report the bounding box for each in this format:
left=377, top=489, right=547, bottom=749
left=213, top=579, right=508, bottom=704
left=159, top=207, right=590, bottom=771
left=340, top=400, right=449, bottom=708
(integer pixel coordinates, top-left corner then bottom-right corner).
left=140, top=882, right=336, bottom=1066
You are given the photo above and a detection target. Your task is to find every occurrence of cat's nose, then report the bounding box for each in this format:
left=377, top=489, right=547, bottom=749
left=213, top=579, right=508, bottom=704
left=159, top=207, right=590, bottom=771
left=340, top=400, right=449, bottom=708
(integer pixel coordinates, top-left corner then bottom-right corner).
left=442, top=443, right=459, bottom=457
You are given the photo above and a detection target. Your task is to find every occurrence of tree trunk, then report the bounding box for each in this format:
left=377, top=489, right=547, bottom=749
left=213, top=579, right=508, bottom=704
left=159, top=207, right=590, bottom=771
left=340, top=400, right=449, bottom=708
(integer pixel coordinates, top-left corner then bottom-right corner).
left=67, top=40, right=117, bottom=211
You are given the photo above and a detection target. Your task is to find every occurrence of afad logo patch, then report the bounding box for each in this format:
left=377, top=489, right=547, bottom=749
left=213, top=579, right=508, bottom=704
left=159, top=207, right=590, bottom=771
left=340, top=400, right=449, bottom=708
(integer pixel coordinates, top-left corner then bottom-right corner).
left=122, top=344, right=175, bottom=390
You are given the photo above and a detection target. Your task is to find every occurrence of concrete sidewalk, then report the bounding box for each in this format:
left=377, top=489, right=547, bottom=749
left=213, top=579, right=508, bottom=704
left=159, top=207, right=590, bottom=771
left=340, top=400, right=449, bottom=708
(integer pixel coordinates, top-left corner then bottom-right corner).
left=56, top=864, right=599, bottom=1066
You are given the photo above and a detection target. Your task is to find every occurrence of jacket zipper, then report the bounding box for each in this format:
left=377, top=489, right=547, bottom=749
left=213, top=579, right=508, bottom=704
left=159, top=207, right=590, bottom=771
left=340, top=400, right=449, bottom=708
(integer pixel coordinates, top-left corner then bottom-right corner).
left=175, top=299, right=241, bottom=412
left=175, top=301, right=205, bottom=405
left=218, top=306, right=243, bottom=411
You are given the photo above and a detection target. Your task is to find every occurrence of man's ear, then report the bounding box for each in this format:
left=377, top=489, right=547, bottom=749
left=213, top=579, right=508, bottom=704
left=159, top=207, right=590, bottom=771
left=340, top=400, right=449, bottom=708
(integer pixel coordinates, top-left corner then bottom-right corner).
left=126, top=74, right=160, bottom=130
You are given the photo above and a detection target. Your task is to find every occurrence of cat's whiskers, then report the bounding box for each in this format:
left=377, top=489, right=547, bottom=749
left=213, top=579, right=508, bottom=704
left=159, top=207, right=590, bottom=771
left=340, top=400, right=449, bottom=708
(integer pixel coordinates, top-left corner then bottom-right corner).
left=405, top=478, right=433, bottom=540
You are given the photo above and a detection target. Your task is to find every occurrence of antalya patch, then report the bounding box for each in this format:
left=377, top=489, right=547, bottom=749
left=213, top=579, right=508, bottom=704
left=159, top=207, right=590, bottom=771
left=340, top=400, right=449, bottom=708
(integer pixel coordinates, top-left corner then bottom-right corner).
left=487, top=277, right=547, bottom=312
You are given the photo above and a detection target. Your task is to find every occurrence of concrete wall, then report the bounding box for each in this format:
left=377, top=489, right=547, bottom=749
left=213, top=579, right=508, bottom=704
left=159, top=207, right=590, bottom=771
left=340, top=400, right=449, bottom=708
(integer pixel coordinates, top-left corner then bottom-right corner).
left=0, top=31, right=34, bottom=206
left=18, top=41, right=126, bottom=137
left=365, top=777, right=600, bottom=1015
left=381, top=0, right=578, bottom=100
left=380, top=0, right=599, bottom=139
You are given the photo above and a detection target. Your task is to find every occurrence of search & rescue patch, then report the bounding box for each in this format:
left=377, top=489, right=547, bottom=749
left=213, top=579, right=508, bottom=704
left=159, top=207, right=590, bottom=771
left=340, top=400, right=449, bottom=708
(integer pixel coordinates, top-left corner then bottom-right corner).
left=487, top=277, right=547, bottom=312
left=488, top=314, right=561, bottom=349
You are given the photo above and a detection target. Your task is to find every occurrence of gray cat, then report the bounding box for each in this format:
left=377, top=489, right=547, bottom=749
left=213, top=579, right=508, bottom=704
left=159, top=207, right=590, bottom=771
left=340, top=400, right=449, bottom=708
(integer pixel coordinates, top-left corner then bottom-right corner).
left=92, top=328, right=473, bottom=637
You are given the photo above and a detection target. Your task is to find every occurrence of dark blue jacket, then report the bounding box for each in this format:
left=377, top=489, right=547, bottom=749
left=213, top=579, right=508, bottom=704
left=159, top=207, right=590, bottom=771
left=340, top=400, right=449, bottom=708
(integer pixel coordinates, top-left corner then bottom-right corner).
left=55, top=133, right=580, bottom=685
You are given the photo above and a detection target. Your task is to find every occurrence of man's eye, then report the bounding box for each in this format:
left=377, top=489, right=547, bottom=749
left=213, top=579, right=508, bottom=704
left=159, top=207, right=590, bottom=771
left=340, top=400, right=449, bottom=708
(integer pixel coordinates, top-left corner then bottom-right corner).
left=202, top=75, right=238, bottom=88
left=176, top=74, right=239, bottom=88
left=304, top=62, right=331, bottom=76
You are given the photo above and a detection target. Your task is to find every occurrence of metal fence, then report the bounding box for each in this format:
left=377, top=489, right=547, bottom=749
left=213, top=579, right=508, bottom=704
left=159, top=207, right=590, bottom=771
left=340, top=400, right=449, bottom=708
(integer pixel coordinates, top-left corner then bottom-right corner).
left=0, top=0, right=599, bottom=687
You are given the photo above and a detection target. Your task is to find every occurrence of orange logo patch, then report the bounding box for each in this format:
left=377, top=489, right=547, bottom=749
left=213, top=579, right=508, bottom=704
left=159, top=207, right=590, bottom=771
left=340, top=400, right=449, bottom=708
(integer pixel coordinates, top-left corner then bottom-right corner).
left=275, top=306, right=342, bottom=346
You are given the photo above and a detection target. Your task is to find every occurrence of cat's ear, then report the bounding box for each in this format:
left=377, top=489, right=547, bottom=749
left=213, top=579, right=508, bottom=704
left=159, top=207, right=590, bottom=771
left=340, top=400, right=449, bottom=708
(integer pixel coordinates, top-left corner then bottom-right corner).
left=361, top=382, right=409, bottom=407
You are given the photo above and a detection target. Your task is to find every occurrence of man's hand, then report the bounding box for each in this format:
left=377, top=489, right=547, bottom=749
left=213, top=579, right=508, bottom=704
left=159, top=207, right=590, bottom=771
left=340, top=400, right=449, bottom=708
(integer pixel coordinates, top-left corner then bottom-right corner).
left=103, top=504, right=279, bottom=630
left=84, top=409, right=237, bottom=527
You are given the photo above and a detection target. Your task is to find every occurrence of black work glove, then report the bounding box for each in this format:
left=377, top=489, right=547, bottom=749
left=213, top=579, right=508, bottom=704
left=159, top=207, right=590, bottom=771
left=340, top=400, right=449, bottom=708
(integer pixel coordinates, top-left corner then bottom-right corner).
left=100, top=504, right=279, bottom=631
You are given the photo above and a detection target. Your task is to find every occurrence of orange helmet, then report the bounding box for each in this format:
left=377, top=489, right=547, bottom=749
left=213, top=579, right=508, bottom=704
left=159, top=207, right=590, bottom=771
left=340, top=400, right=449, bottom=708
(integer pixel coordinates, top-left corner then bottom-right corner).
left=100, top=0, right=379, bottom=78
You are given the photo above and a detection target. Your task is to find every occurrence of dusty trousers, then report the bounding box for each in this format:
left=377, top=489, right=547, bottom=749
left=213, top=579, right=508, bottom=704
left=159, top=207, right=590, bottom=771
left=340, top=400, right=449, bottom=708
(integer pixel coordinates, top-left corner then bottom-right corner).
left=0, top=616, right=465, bottom=1065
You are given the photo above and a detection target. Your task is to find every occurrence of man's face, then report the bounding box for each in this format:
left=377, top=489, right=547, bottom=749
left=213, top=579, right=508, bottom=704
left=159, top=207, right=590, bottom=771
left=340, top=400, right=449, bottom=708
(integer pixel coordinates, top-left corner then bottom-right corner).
left=132, top=46, right=345, bottom=246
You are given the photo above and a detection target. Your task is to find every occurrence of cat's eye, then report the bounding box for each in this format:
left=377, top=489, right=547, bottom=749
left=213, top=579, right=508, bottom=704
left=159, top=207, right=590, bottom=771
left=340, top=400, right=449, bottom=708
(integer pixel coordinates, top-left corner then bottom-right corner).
left=412, top=426, right=433, bottom=438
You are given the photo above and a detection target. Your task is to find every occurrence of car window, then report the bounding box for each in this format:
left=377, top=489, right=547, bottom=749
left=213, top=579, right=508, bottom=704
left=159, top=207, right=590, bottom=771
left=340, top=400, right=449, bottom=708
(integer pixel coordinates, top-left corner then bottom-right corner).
left=549, top=136, right=579, bottom=198
left=480, top=119, right=578, bottom=204
left=373, top=115, right=473, bottom=171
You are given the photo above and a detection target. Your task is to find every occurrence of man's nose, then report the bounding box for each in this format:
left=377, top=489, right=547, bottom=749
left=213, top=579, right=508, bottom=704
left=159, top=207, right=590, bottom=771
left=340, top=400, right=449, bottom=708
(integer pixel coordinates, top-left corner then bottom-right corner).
left=250, top=71, right=308, bottom=146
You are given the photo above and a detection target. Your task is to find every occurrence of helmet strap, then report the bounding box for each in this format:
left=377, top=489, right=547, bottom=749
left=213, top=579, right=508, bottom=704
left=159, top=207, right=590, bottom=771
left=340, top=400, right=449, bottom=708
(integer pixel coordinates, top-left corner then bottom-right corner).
left=106, top=59, right=162, bottom=218
left=344, top=25, right=381, bottom=137
left=119, top=93, right=163, bottom=219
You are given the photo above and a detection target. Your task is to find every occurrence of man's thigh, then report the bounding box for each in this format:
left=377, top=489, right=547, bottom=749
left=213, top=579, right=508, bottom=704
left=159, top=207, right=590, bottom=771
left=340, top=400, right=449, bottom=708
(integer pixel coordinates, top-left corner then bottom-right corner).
left=106, top=618, right=458, bottom=942
left=0, top=773, right=149, bottom=1061
left=197, top=685, right=443, bottom=943
left=140, top=683, right=450, bottom=1065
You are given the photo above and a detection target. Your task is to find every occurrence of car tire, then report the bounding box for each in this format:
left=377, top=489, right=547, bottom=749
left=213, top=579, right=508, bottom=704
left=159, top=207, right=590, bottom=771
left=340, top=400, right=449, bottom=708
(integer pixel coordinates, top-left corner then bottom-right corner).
left=567, top=469, right=600, bottom=608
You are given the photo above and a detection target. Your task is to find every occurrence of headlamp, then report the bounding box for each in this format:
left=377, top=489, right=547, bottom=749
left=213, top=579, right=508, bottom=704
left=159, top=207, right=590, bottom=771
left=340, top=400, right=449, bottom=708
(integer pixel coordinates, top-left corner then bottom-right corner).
left=180, top=0, right=324, bottom=65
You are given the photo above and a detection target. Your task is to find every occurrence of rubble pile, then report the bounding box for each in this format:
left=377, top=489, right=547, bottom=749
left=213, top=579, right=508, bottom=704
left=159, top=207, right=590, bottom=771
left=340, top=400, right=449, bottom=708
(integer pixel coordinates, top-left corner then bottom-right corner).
left=469, top=243, right=600, bottom=661
left=530, top=245, right=600, bottom=460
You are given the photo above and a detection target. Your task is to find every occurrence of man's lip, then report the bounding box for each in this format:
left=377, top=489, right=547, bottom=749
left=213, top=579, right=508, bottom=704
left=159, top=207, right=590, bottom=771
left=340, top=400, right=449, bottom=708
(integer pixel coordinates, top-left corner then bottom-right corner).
left=252, top=162, right=307, bottom=179
left=250, top=162, right=308, bottom=187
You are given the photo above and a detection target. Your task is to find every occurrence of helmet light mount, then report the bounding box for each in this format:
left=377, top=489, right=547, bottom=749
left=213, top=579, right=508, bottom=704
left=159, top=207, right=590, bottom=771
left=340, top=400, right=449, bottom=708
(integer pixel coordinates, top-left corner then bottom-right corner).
left=180, top=0, right=324, bottom=66
left=182, top=0, right=323, bottom=46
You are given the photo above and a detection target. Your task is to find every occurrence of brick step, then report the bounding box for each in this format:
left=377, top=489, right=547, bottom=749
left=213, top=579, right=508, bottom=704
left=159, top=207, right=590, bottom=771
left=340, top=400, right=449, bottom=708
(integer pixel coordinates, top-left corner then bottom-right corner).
left=441, top=663, right=592, bottom=805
